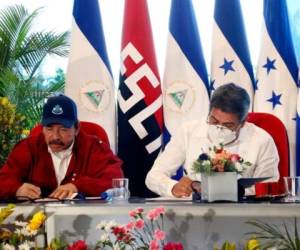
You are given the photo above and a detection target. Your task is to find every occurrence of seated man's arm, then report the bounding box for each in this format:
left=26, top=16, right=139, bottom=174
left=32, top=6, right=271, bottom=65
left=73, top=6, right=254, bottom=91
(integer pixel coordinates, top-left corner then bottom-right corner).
left=16, top=183, right=41, bottom=199
left=70, top=140, right=123, bottom=197
left=0, top=140, right=39, bottom=199
left=145, top=125, right=188, bottom=197
left=171, top=176, right=193, bottom=198
left=254, top=136, right=280, bottom=181
left=49, top=183, right=77, bottom=199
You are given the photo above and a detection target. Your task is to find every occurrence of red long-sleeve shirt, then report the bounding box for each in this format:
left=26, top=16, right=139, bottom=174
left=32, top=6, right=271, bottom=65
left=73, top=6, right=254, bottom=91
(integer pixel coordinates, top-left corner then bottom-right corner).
left=0, top=131, right=123, bottom=199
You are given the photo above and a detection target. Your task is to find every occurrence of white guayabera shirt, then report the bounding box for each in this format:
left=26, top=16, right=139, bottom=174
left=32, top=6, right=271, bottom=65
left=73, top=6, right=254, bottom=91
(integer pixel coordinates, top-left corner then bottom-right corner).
left=146, top=120, right=279, bottom=197
left=48, top=141, right=74, bottom=185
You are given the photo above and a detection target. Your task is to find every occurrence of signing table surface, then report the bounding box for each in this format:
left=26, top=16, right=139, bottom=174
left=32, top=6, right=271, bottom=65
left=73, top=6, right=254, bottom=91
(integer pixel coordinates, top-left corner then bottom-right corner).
left=2, top=200, right=300, bottom=249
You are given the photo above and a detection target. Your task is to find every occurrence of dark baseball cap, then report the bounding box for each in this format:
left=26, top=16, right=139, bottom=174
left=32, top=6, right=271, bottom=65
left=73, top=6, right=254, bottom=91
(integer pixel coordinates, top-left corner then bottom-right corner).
left=42, top=95, right=78, bottom=128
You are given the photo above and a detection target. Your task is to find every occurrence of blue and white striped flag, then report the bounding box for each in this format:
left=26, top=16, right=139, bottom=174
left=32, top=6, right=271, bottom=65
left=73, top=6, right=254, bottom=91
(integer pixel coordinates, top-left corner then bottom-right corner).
left=66, top=0, right=116, bottom=151
left=297, top=84, right=300, bottom=175
left=254, top=0, right=298, bottom=175
left=211, top=0, right=255, bottom=108
left=163, top=0, right=209, bottom=142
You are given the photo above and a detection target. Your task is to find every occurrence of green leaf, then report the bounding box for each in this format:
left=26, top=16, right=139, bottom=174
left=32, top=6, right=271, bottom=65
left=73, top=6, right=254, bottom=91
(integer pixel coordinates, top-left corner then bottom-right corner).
left=246, top=219, right=300, bottom=250
left=0, top=5, right=69, bottom=79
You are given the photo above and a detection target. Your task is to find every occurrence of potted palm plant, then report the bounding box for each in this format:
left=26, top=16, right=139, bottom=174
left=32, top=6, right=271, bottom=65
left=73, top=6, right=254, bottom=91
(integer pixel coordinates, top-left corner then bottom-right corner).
left=0, top=5, right=69, bottom=166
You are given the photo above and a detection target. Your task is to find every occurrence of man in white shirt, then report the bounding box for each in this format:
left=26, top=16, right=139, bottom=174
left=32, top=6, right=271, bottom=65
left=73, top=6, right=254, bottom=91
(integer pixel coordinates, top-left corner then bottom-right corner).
left=146, top=83, right=279, bottom=197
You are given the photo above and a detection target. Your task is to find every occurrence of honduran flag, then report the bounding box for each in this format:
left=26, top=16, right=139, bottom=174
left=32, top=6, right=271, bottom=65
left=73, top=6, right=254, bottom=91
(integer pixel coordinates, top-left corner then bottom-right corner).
left=163, top=0, right=210, bottom=141
left=211, top=0, right=255, bottom=108
left=66, top=0, right=116, bottom=151
left=254, top=0, right=298, bottom=175
left=117, top=0, right=163, bottom=197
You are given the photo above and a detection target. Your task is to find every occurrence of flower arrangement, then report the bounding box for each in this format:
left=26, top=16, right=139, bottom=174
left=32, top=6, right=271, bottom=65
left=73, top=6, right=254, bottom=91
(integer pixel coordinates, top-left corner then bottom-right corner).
left=0, top=97, right=28, bottom=167
left=96, top=207, right=183, bottom=250
left=0, top=204, right=46, bottom=249
left=192, top=143, right=251, bottom=175
left=46, top=238, right=88, bottom=250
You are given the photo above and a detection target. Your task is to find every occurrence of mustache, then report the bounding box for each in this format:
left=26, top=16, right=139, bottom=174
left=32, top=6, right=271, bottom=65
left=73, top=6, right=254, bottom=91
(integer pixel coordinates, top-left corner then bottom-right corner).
left=49, top=140, right=65, bottom=146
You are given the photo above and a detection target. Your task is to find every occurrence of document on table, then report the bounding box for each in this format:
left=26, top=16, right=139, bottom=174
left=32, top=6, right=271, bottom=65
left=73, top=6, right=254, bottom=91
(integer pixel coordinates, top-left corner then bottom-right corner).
left=33, top=193, right=105, bottom=203
left=145, top=196, right=192, bottom=202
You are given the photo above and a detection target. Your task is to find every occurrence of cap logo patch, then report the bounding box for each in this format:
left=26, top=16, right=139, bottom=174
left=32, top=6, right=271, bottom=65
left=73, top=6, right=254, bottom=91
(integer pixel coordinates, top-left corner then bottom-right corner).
left=52, top=105, right=63, bottom=115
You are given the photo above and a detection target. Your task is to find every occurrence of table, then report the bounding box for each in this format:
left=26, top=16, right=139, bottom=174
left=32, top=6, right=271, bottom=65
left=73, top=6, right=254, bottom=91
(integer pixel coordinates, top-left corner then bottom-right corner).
left=44, top=201, right=300, bottom=249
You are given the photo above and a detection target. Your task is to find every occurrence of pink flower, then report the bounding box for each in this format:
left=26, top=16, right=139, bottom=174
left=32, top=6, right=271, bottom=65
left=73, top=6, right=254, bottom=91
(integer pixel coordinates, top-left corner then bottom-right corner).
left=126, top=221, right=134, bottom=231
left=147, top=208, right=160, bottom=220
left=136, top=207, right=144, bottom=213
left=129, top=210, right=137, bottom=217
left=150, top=239, right=160, bottom=250
left=230, top=153, right=241, bottom=162
left=112, top=226, right=127, bottom=236
left=154, top=229, right=166, bottom=241
left=163, top=242, right=184, bottom=250
left=67, top=240, right=87, bottom=250
left=123, top=233, right=134, bottom=244
left=135, top=218, right=145, bottom=229
left=156, top=206, right=166, bottom=215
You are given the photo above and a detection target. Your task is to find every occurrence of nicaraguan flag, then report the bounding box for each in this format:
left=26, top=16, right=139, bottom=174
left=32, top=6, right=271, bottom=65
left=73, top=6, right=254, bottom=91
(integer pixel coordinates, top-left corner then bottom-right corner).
left=117, top=0, right=163, bottom=197
left=254, top=0, right=298, bottom=175
left=66, top=0, right=116, bottom=151
left=163, top=0, right=209, bottom=140
left=297, top=82, right=300, bottom=175
left=211, top=0, right=255, bottom=108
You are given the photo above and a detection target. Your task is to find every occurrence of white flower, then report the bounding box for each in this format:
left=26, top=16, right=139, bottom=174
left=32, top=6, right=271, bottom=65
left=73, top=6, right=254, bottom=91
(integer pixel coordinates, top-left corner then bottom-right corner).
left=96, top=220, right=107, bottom=230
left=14, top=221, right=28, bottom=227
left=203, top=160, right=211, bottom=166
left=18, top=241, right=35, bottom=250
left=21, top=226, right=37, bottom=236
left=100, top=233, right=110, bottom=242
left=113, top=244, right=122, bottom=250
left=105, top=220, right=118, bottom=232
left=26, top=241, right=36, bottom=248
left=235, top=162, right=244, bottom=172
left=18, top=242, right=31, bottom=250
left=2, top=243, right=15, bottom=250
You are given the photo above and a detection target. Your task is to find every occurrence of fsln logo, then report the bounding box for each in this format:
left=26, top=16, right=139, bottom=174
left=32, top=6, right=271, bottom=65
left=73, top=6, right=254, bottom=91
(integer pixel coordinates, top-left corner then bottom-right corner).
left=118, top=42, right=162, bottom=154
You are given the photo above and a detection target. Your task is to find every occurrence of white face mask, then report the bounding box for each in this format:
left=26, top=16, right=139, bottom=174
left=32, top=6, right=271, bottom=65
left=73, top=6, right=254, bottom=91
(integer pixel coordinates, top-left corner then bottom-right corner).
left=207, top=124, right=238, bottom=145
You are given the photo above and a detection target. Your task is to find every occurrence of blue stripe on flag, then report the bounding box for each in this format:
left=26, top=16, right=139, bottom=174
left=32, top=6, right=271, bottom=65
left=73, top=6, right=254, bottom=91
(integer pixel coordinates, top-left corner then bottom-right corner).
left=297, top=109, right=300, bottom=175
left=264, top=0, right=298, bottom=84
left=169, top=0, right=209, bottom=93
left=73, top=0, right=112, bottom=75
left=214, top=0, right=255, bottom=85
left=297, top=82, right=300, bottom=176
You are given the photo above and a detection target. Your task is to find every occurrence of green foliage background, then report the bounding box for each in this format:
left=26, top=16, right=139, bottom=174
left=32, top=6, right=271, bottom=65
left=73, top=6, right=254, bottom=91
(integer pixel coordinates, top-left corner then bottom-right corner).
left=0, top=5, right=69, bottom=166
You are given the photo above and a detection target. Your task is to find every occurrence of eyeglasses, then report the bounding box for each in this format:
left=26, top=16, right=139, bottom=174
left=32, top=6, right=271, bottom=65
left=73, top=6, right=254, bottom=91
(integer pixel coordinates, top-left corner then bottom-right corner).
left=207, top=114, right=240, bottom=131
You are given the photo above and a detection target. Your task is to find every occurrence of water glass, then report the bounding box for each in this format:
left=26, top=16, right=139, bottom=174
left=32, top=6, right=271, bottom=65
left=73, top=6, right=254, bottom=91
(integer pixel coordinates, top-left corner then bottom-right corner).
left=284, top=177, right=300, bottom=202
left=112, top=178, right=130, bottom=201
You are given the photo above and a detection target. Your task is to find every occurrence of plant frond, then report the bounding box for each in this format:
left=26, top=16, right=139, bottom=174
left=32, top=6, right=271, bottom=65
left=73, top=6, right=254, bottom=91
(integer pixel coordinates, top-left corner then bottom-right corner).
left=16, top=31, right=69, bottom=78
left=0, top=4, right=69, bottom=80
left=0, top=5, right=41, bottom=69
left=246, top=219, right=300, bottom=250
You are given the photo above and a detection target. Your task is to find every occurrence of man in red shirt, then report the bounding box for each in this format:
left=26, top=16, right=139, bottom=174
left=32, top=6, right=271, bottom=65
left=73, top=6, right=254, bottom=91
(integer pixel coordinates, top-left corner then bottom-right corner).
left=0, top=95, right=123, bottom=200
